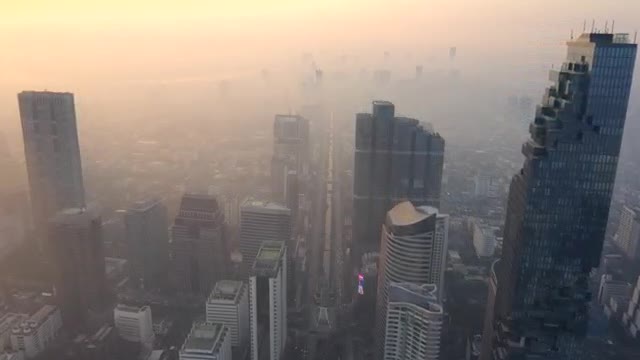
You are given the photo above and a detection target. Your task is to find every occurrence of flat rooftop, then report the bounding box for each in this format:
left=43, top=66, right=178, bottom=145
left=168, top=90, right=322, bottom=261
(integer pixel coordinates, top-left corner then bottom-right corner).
left=252, top=241, right=285, bottom=276
left=208, top=280, right=244, bottom=303
left=387, top=201, right=438, bottom=227
left=242, top=199, right=290, bottom=213
left=182, top=322, right=225, bottom=354
left=50, top=206, right=99, bottom=225
left=115, top=304, right=149, bottom=313
left=129, top=198, right=162, bottom=212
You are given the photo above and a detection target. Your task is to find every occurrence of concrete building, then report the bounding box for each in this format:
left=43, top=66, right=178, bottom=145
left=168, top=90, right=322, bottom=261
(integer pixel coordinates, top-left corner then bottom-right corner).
left=0, top=352, right=24, bottom=360
left=49, top=207, right=107, bottom=331
left=271, top=114, right=309, bottom=204
left=125, top=198, right=170, bottom=290
left=180, top=322, right=231, bottom=360
left=383, top=283, right=443, bottom=360
left=614, top=205, right=640, bottom=260
left=623, top=276, right=640, bottom=338
left=206, top=280, right=249, bottom=348
left=10, top=305, right=62, bottom=359
left=170, top=193, right=228, bottom=295
left=18, top=91, right=86, bottom=249
left=113, top=305, right=154, bottom=346
left=473, top=174, right=500, bottom=198
left=249, top=241, right=287, bottom=360
left=375, top=202, right=449, bottom=358
left=470, top=219, right=496, bottom=258
left=0, top=314, right=27, bottom=350
left=239, top=200, right=291, bottom=277
left=353, top=101, right=444, bottom=269
left=597, top=274, right=631, bottom=306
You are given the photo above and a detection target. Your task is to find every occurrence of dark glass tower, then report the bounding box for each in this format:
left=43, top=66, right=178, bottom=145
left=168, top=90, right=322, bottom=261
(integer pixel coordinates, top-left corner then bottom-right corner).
left=481, top=33, right=637, bottom=360
left=352, top=101, right=444, bottom=268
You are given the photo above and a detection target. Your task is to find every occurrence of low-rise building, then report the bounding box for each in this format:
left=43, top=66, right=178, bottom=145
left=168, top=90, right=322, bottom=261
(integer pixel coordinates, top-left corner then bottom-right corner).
left=179, top=322, right=231, bottom=360
left=10, top=305, right=62, bottom=358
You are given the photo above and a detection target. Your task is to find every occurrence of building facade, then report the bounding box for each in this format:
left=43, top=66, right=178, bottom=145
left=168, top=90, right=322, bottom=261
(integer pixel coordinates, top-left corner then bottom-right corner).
left=384, top=283, right=443, bottom=360
left=239, top=200, right=291, bottom=277
left=179, top=322, right=231, bottom=360
left=353, top=100, right=444, bottom=268
left=375, top=202, right=448, bottom=358
left=249, top=241, right=287, bottom=360
left=125, top=198, right=170, bottom=290
left=113, top=305, right=154, bottom=346
left=49, top=207, right=107, bottom=331
left=613, top=205, right=640, bottom=259
left=18, top=91, right=85, bottom=249
left=271, top=114, right=309, bottom=204
left=481, top=33, right=637, bottom=360
left=206, top=280, right=249, bottom=348
left=10, top=305, right=62, bottom=359
left=170, top=194, right=228, bottom=295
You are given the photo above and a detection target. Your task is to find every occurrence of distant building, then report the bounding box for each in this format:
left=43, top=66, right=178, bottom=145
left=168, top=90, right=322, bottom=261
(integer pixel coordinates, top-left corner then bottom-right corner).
left=18, top=91, right=86, bottom=248
left=383, top=283, right=443, bottom=360
left=10, top=305, right=62, bottom=359
left=179, top=322, right=231, bottom=360
left=206, top=280, right=249, bottom=348
left=473, top=174, right=500, bottom=198
left=597, top=274, right=631, bottom=306
left=470, top=219, right=496, bottom=258
left=353, top=101, right=444, bottom=269
left=113, top=305, right=154, bottom=347
left=614, top=205, right=640, bottom=260
left=239, top=200, right=291, bottom=277
left=249, top=242, right=287, bottom=360
left=125, top=198, right=170, bottom=290
left=375, top=202, right=448, bottom=358
left=71, top=324, right=116, bottom=360
left=271, top=114, right=309, bottom=204
left=0, top=314, right=26, bottom=350
left=49, top=207, right=107, bottom=331
left=0, top=352, right=23, bottom=360
left=623, top=276, right=640, bottom=337
left=170, top=194, right=228, bottom=295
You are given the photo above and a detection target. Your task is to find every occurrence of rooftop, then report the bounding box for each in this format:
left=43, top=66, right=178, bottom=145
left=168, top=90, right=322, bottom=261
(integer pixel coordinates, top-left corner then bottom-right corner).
left=179, top=193, right=219, bottom=212
left=182, top=322, right=226, bottom=354
left=50, top=206, right=99, bottom=225
left=208, top=280, right=244, bottom=303
left=387, top=202, right=438, bottom=227
left=128, top=198, right=162, bottom=212
left=252, top=241, right=285, bottom=276
left=115, top=304, right=149, bottom=313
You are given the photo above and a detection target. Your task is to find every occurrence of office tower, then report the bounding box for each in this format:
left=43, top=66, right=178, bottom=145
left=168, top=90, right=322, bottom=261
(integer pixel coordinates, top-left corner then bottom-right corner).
left=170, top=194, right=228, bottom=295
left=206, top=280, right=249, bottom=348
left=597, top=274, right=631, bottom=306
left=124, top=198, right=170, bottom=290
left=179, top=322, right=231, bottom=360
left=49, top=207, right=107, bottom=331
left=249, top=241, right=287, bottom=360
left=623, top=276, right=640, bottom=337
left=113, top=305, right=154, bottom=346
left=239, top=200, right=291, bottom=276
left=470, top=218, right=497, bottom=258
left=10, top=305, right=62, bottom=359
left=353, top=100, right=445, bottom=268
left=613, top=205, right=640, bottom=259
left=374, top=202, right=448, bottom=357
left=18, top=91, right=85, bottom=248
left=383, top=282, right=443, bottom=360
left=271, top=114, right=309, bottom=203
left=481, top=33, right=637, bottom=360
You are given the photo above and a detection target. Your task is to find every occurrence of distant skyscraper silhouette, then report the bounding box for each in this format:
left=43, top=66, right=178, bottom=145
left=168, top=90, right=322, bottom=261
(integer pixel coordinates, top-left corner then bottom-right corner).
left=125, top=198, right=170, bottom=290
left=49, top=207, right=106, bottom=332
left=271, top=114, right=309, bottom=203
left=481, top=33, right=637, bottom=360
left=18, top=91, right=85, bottom=250
left=170, top=194, right=228, bottom=295
left=353, top=101, right=444, bottom=268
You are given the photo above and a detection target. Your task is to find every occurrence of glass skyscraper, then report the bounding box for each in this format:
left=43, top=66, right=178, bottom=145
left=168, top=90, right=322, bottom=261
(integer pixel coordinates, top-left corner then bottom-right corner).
left=481, top=33, right=637, bottom=360
left=353, top=101, right=444, bottom=269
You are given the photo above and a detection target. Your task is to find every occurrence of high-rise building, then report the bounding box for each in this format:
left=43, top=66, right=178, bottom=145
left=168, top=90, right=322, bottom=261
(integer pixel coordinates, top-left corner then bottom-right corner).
left=239, top=200, right=291, bottom=277
left=481, top=33, right=637, bottom=360
left=179, top=322, right=231, bottom=360
left=170, top=193, right=228, bottom=295
left=383, top=282, right=443, bottom=360
left=623, top=276, right=640, bottom=338
left=271, top=114, right=309, bottom=203
left=124, top=198, right=170, bottom=290
left=18, top=91, right=85, bottom=248
left=113, top=304, right=154, bottom=347
left=9, top=305, right=62, bottom=359
left=206, top=280, right=249, bottom=348
left=374, top=202, right=448, bottom=357
left=353, top=101, right=444, bottom=268
left=613, top=205, right=640, bottom=260
left=249, top=241, right=287, bottom=360
left=49, top=207, right=107, bottom=331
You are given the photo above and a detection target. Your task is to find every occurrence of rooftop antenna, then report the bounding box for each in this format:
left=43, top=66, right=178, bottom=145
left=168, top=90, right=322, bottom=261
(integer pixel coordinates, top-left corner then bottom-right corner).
left=591, top=19, right=595, bottom=33
left=605, top=21, right=608, bottom=33
left=634, top=31, right=638, bottom=44
left=611, top=20, right=615, bottom=34
left=570, top=29, right=574, bottom=40
left=583, top=20, right=586, bottom=33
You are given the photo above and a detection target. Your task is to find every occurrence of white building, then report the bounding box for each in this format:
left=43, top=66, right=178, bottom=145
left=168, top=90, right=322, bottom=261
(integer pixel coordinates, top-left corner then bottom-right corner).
left=0, top=314, right=26, bottom=350
left=597, top=274, right=631, bottom=305
left=384, top=283, right=443, bottom=360
left=249, top=241, right=287, bottom=360
left=614, top=205, right=640, bottom=260
left=10, top=305, right=62, bottom=359
left=206, top=280, right=249, bottom=348
left=623, top=276, right=640, bottom=337
left=471, top=218, right=496, bottom=258
left=179, top=322, right=231, bottom=360
left=114, top=305, right=154, bottom=347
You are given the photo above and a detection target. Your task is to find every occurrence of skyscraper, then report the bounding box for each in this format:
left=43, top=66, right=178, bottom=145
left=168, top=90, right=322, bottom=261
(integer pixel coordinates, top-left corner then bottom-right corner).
left=49, top=207, right=107, bottom=331
left=18, top=91, right=85, bottom=249
left=374, top=202, right=448, bottom=358
left=383, top=282, right=444, bottom=360
left=170, top=194, right=228, bottom=295
left=481, top=33, right=637, bottom=360
left=113, top=304, right=154, bottom=347
left=206, top=280, right=249, bottom=349
left=613, top=205, right=640, bottom=260
left=353, top=101, right=444, bottom=268
left=124, top=198, right=170, bottom=290
left=249, top=241, right=287, bottom=360
left=179, top=322, right=232, bottom=360
left=271, top=114, right=309, bottom=203
left=239, top=200, right=291, bottom=277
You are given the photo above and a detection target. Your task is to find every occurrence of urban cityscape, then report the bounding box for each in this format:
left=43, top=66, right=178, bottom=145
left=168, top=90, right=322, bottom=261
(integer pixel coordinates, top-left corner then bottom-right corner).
left=3, top=2, right=640, bottom=360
